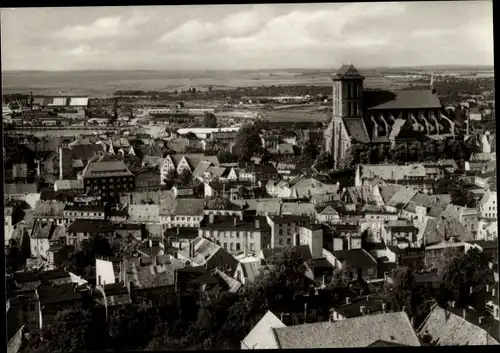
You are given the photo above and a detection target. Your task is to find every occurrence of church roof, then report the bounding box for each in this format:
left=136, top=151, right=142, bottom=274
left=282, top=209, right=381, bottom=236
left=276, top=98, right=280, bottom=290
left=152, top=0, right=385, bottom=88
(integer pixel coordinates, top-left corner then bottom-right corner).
left=368, top=90, right=442, bottom=110
left=333, top=64, right=364, bottom=80
left=343, top=117, right=370, bottom=143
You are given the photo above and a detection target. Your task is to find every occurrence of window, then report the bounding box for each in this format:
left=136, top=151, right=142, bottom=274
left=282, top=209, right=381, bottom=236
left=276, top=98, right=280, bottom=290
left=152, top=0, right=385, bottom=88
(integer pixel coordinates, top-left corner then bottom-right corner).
left=287, top=238, right=292, bottom=245
left=249, top=243, right=255, bottom=251
left=236, top=243, right=241, bottom=251
left=230, top=243, right=234, bottom=251
left=279, top=239, right=283, bottom=245
left=223, top=243, right=227, bottom=250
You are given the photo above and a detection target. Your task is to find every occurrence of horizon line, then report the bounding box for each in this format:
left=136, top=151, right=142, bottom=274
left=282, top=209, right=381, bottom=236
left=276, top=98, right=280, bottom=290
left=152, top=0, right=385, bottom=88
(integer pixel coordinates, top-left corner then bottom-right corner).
left=3, top=64, right=495, bottom=73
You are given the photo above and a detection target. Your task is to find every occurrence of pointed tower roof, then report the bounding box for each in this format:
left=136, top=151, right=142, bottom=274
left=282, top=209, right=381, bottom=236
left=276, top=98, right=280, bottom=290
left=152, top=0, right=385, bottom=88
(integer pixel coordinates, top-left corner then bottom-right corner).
left=333, top=64, right=364, bottom=80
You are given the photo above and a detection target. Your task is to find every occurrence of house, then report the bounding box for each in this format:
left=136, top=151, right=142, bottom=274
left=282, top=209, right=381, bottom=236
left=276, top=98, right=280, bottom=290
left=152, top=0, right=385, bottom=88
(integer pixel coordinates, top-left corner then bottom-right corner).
left=63, top=205, right=106, bottom=224
left=270, top=143, right=296, bottom=156
left=5, top=184, right=39, bottom=206
left=417, top=304, right=499, bottom=345
left=241, top=310, right=286, bottom=349
left=121, top=255, right=185, bottom=306
left=324, top=248, right=378, bottom=280
left=256, top=199, right=317, bottom=217
left=199, top=215, right=271, bottom=255
left=315, top=205, right=341, bottom=224
left=32, top=200, right=66, bottom=226
left=275, top=160, right=314, bottom=179
left=53, top=179, right=84, bottom=192
left=355, top=164, right=426, bottom=187
left=37, top=283, right=88, bottom=328
left=172, top=185, right=195, bottom=198
left=330, top=296, right=389, bottom=321
left=160, top=198, right=205, bottom=228
left=441, top=204, right=479, bottom=235
left=46, top=244, right=73, bottom=267
left=12, top=269, right=72, bottom=291
left=30, top=220, right=60, bottom=259
left=478, top=189, right=497, bottom=220
left=160, top=154, right=220, bottom=184
left=239, top=163, right=279, bottom=183
left=66, top=219, right=115, bottom=249
left=252, top=311, right=420, bottom=348
left=176, top=236, right=238, bottom=273
left=261, top=135, right=281, bottom=149
left=383, top=222, right=418, bottom=245
left=234, top=259, right=264, bottom=285
left=81, top=156, right=135, bottom=203
left=94, top=282, right=132, bottom=319
left=134, top=169, right=162, bottom=190
left=265, top=215, right=310, bottom=249
left=267, top=176, right=339, bottom=199
left=127, top=204, right=160, bottom=224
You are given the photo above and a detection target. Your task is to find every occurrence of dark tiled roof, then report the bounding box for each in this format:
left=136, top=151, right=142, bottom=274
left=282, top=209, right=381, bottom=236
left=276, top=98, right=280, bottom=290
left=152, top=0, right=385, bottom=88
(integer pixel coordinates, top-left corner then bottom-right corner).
left=38, top=283, right=83, bottom=304
left=331, top=249, right=377, bottom=269
left=83, top=159, right=133, bottom=178
left=334, top=296, right=387, bottom=318
left=369, top=90, right=442, bottom=110
left=5, top=183, right=37, bottom=194
left=332, top=64, right=364, bottom=80
left=343, top=118, right=370, bottom=143
left=67, top=219, right=115, bottom=234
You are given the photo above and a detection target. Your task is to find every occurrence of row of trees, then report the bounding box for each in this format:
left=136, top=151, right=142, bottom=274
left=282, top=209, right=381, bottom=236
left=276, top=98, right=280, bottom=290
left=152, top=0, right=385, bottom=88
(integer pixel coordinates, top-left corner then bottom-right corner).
left=113, top=85, right=332, bottom=102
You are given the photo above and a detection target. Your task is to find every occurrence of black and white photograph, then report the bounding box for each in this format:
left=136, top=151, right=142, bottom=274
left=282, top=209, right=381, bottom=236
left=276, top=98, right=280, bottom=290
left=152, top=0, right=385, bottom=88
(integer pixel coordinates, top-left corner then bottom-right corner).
left=2, top=1, right=498, bottom=351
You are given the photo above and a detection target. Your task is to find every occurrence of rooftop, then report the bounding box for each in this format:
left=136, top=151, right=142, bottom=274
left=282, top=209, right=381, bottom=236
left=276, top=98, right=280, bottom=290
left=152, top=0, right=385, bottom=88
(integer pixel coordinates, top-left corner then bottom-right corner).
left=273, top=312, right=420, bottom=348
left=369, top=90, right=442, bottom=110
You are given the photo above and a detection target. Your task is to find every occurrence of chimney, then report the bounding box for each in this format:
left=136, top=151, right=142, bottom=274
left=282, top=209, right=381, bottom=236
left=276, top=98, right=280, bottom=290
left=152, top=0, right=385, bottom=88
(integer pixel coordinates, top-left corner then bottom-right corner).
left=402, top=306, right=406, bottom=312
left=492, top=288, right=496, bottom=297
left=148, top=239, right=152, bottom=248
left=346, top=297, right=351, bottom=305
left=209, top=214, right=214, bottom=224
left=451, top=301, right=456, bottom=308
left=59, top=147, right=63, bottom=180
left=479, top=316, right=484, bottom=325
left=360, top=306, right=366, bottom=315
left=322, top=274, right=326, bottom=286
left=411, top=317, right=415, bottom=327
left=470, top=286, right=474, bottom=295
left=177, top=227, right=180, bottom=235
left=382, top=303, right=387, bottom=313
left=280, top=313, right=284, bottom=322
left=486, top=284, right=490, bottom=292
left=234, top=217, right=237, bottom=227
left=255, top=219, right=260, bottom=229
left=463, top=308, right=466, bottom=319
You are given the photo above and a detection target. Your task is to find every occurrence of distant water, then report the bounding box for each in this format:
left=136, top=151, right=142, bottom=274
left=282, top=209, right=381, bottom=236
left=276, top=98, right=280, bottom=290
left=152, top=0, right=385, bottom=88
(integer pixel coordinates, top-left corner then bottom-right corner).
left=2, top=70, right=332, bottom=97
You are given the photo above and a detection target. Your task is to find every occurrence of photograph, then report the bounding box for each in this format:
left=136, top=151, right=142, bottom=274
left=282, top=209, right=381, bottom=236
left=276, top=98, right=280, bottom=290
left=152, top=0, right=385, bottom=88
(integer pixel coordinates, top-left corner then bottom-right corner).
left=2, top=1, right=498, bottom=351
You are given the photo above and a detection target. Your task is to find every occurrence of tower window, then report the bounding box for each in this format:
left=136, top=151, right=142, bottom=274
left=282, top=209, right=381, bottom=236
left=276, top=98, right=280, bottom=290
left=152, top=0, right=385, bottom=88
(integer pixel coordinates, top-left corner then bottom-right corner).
left=346, top=83, right=351, bottom=99
left=351, top=84, right=356, bottom=99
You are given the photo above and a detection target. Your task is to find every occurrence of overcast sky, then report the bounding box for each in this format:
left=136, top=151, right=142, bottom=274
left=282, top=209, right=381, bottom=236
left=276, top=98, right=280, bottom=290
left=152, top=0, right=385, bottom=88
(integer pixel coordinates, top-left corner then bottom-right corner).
left=1, top=2, right=494, bottom=71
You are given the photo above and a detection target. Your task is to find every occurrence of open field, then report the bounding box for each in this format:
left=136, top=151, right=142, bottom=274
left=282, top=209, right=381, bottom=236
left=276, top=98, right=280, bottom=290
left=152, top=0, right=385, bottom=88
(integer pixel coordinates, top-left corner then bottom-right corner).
left=4, top=67, right=492, bottom=97
left=258, top=105, right=330, bottom=122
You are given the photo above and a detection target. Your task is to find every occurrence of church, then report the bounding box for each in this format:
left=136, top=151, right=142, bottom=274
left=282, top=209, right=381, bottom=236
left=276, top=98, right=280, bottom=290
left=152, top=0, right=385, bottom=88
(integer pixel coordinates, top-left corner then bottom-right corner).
left=324, top=64, right=456, bottom=169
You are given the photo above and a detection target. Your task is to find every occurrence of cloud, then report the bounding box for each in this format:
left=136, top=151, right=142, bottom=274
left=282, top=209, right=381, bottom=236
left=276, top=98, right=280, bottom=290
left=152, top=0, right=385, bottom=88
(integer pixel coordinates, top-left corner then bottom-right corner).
left=53, top=14, right=149, bottom=41
left=409, top=28, right=455, bottom=39
left=159, top=3, right=405, bottom=53
left=65, top=44, right=99, bottom=56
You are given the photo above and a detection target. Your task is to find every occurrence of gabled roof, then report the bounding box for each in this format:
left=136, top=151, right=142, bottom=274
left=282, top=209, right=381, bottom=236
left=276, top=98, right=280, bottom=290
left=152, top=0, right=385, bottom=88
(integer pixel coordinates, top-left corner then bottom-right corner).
left=417, top=305, right=499, bottom=345
left=386, top=186, right=418, bottom=209
left=369, top=90, right=442, bottom=110
left=242, top=311, right=286, bottom=349
left=273, top=312, right=420, bottom=348
left=174, top=198, right=205, bottom=216
left=332, top=64, right=364, bottom=80
left=239, top=260, right=263, bottom=282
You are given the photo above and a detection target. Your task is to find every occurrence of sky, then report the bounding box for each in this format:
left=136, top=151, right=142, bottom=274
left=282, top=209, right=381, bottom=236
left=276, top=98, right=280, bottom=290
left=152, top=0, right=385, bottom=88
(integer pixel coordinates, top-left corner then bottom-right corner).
left=1, top=2, right=494, bottom=71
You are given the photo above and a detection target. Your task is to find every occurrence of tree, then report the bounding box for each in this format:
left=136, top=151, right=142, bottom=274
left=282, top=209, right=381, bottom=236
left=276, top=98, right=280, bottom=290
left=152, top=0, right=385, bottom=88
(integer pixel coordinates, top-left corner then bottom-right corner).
left=22, top=309, right=109, bottom=353
left=177, top=169, right=192, bottom=185
left=6, top=239, right=26, bottom=274
left=435, top=176, right=476, bottom=207
left=108, top=303, right=160, bottom=350
left=217, top=151, right=236, bottom=163
left=203, top=112, right=218, bottom=128
left=302, top=140, right=320, bottom=160
left=62, top=235, right=113, bottom=277
left=437, top=247, right=494, bottom=308
left=234, top=124, right=262, bottom=162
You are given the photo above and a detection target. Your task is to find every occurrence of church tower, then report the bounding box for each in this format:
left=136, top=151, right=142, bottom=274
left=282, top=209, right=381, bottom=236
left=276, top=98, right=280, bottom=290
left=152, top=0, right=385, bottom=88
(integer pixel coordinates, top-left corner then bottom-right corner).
left=324, top=64, right=365, bottom=169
